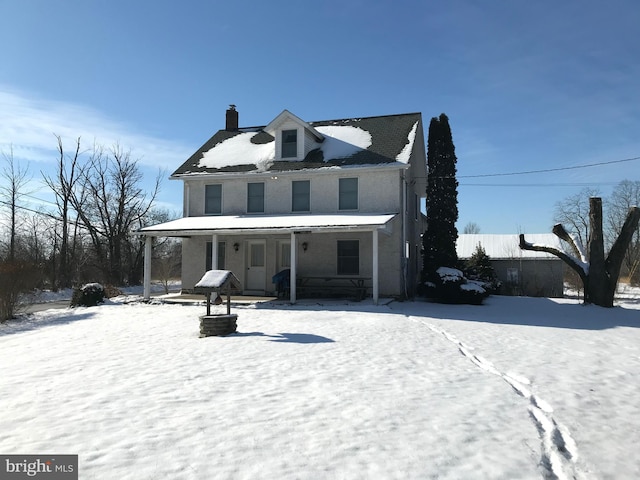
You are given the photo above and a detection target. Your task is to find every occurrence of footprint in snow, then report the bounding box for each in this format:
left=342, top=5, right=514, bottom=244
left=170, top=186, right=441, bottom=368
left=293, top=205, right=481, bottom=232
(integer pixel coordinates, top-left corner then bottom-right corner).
left=421, top=319, right=583, bottom=480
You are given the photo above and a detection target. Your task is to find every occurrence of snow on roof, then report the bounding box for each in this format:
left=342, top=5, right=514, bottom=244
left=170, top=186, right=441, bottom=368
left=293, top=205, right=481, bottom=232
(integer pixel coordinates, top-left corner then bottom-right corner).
left=200, top=132, right=274, bottom=171
left=315, top=125, right=372, bottom=159
left=457, top=234, right=566, bottom=260
left=194, top=270, right=241, bottom=289
left=198, top=125, right=372, bottom=171
left=138, top=213, right=397, bottom=236
left=396, top=121, right=418, bottom=164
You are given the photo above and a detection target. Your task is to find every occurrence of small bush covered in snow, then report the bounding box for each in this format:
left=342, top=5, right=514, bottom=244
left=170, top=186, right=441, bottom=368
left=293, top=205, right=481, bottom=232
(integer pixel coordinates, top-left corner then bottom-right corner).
left=70, top=283, right=106, bottom=307
left=424, top=267, right=488, bottom=305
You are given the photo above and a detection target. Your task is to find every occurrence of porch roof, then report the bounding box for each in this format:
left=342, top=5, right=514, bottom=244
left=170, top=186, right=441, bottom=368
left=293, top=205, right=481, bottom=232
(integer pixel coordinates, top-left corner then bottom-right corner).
left=138, top=213, right=397, bottom=237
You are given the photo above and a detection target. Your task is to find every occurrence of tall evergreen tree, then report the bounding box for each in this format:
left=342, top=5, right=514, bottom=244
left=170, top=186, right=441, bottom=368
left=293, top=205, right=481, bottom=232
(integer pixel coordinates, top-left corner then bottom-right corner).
left=423, top=113, right=459, bottom=281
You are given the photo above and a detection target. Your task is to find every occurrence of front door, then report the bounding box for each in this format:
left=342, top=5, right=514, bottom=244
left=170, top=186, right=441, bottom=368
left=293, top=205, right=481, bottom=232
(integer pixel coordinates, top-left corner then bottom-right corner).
left=246, top=240, right=266, bottom=293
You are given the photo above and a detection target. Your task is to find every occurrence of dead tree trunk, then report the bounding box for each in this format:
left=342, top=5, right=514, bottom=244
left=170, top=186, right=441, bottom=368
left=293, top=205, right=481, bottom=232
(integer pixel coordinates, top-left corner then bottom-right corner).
left=520, top=197, right=640, bottom=307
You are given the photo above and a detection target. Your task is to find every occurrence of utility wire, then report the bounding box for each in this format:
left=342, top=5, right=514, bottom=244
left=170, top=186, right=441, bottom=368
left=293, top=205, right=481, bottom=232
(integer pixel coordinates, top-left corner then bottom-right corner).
left=461, top=182, right=619, bottom=188
left=458, top=155, right=640, bottom=179
left=421, top=155, right=640, bottom=180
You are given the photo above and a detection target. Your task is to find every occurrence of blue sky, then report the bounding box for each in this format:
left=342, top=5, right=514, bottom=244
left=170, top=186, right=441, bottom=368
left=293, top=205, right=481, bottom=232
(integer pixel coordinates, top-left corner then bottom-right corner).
left=1, top=0, right=639, bottom=234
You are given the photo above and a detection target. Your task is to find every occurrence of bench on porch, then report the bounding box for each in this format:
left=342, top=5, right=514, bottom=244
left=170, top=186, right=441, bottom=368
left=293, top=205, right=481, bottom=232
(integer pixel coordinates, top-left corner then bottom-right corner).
left=296, top=275, right=371, bottom=301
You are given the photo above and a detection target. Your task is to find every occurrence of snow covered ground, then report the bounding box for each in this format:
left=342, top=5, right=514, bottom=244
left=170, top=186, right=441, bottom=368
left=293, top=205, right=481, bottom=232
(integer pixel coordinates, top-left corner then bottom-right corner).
left=1, top=291, right=639, bottom=479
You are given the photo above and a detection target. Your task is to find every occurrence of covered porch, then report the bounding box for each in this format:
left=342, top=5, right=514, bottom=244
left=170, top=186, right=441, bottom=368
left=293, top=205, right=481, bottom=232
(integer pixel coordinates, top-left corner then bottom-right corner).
left=138, top=213, right=398, bottom=305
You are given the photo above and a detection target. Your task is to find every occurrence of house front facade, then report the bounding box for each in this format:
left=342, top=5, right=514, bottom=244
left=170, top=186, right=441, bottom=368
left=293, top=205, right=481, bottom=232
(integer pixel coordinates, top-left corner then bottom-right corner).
left=139, top=107, right=427, bottom=303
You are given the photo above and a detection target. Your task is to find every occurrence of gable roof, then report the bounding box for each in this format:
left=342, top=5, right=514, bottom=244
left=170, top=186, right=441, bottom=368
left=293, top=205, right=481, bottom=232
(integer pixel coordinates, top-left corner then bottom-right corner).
left=171, top=111, right=422, bottom=177
left=264, top=109, right=324, bottom=142
left=457, top=234, right=566, bottom=260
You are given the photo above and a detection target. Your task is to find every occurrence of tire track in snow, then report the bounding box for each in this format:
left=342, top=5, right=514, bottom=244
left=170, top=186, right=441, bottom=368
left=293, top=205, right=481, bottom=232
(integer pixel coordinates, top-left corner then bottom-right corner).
left=417, top=319, right=583, bottom=480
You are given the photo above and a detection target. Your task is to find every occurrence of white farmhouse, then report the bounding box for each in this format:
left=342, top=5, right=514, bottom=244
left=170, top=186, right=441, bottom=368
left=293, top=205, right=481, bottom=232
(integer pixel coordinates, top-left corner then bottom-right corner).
left=139, top=107, right=427, bottom=303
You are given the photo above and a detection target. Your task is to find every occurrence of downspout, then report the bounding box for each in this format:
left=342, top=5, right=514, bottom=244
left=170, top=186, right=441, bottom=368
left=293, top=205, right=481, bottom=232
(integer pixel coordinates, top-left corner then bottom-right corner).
left=401, top=170, right=408, bottom=299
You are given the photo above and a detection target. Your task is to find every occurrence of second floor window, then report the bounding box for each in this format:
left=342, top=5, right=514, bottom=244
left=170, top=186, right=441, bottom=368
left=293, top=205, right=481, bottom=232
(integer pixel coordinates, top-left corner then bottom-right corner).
left=282, top=129, right=297, bottom=158
left=205, top=184, right=222, bottom=214
left=247, top=182, right=265, bottom=213
left=339, top=177, right=358, bottom=210
left=292, top=180, right=310, bottom=212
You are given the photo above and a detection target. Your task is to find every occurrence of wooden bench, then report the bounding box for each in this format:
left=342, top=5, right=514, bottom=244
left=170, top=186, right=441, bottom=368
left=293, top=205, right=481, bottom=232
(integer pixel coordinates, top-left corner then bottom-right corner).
left=297, top=276, right=371, bottom=301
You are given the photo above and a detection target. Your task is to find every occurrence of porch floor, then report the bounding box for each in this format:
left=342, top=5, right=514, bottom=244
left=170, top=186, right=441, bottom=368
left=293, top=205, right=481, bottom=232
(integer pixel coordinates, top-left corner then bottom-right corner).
left=157, top=293, right=394, bottom=307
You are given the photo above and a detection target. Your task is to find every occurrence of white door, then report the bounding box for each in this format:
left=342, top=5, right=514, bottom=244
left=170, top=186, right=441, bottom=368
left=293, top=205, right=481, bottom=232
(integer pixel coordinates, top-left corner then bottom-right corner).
left=246, top=240, right=266, bottom=293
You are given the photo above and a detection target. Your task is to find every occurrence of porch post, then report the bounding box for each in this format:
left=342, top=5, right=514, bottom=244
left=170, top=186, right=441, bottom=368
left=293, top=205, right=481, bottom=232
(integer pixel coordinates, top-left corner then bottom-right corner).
left=143, top=236, right=152, bottom=300
left=372, top=229, right=379, bottom=305
left=290, top=231, right=297, bottom=304
left=211, top=234, right=218, bottom=270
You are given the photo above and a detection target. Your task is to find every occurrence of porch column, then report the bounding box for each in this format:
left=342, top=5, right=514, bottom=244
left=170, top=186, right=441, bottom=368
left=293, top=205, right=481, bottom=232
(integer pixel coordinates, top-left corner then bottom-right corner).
left=290, top=231, right=297, bottom=304
left=143, top=236, right=152, bottom=300
left=211, top=234, right=218, bottom=270
left=372, top=229, right=379, bottom=305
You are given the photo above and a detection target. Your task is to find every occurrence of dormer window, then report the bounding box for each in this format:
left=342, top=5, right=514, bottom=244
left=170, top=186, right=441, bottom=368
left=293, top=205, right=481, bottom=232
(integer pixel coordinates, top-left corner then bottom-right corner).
left=282, top=129, right=297, bottom=158
left=265, top=110, right=324, bottom=161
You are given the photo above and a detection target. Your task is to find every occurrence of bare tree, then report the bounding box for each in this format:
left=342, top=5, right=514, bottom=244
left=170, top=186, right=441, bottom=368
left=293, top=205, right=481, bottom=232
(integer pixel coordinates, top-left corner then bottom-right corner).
left=553, top=187, right=600, bottom=250
left=42, top=136, right=84, bottom=289
left=0, top=146, right=32, bottom=261
left=463, top=222, right=481, bottom=234
left=606, top=180, right=640, bottom=284
left=70, top=144, right=161, bottom=285
left=520, top=197, right=640, bottom=307
left=153, top=238, right=181, bottom=294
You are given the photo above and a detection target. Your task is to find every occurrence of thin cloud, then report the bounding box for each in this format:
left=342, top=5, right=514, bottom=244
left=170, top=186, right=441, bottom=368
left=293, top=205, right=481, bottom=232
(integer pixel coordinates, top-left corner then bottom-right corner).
left=0, top=86, right=192, bottom=169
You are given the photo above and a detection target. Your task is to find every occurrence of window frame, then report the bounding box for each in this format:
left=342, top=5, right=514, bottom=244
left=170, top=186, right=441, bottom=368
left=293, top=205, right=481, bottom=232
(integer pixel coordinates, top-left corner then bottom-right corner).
left=247, top=182, right=265, bottom=213
left=281, top=129, right=298, bottom=159
left=337, top=239, right=360, bottom=275
left=338, top=177, right=358, bottom=211
left=292, top=180, right=310, bottom=212
left=204, top=184, right=222, bottom=215
left=205, top=241, right=226, bottom=270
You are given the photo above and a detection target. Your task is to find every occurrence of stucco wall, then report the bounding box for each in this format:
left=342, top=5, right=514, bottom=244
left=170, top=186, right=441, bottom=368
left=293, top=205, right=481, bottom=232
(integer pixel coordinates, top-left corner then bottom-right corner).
left=180, top=217, right=405, bottom=298
left=184, top=168, right=403, bottom=216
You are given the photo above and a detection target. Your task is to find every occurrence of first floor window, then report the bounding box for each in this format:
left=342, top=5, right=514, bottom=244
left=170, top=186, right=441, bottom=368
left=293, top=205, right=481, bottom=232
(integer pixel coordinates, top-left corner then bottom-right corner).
left=206, top=242, right=226, bottom=270
left=339, top=177, right=358, bottom=210
left=507, top=268, right=519, bottom=284
left=205, top=184, right=222, bottom=214
left=280, top=242, right=291, bottom=268
left=337, top=240, right=359, bottom=275
left=247, top=182, right=265, bottom=213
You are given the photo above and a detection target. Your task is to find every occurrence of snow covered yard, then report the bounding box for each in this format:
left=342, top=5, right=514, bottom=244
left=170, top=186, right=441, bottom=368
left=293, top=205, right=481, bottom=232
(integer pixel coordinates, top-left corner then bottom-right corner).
left=1, top=294, right=639, bottom=479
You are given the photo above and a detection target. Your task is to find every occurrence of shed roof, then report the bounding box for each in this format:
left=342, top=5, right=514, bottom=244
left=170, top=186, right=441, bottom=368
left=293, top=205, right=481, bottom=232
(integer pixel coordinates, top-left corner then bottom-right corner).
left=138, top=213, right=397, bottom=237
left=457, top=234, right=565, bottom=260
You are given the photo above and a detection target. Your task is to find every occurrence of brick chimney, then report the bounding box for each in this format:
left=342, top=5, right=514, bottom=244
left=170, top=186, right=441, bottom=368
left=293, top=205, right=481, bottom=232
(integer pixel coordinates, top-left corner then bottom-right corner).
left=226, top=104, right=238, bottom=131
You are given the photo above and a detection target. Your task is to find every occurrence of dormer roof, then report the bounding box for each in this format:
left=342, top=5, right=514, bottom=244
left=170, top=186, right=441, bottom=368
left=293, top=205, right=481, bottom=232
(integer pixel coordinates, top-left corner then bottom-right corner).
left=264, top=109, right=324, bottom=143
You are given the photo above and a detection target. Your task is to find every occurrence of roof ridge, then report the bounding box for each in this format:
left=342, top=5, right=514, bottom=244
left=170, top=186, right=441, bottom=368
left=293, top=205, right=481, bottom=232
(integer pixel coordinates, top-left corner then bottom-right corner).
left=237, top=112, right=421, bottom=131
